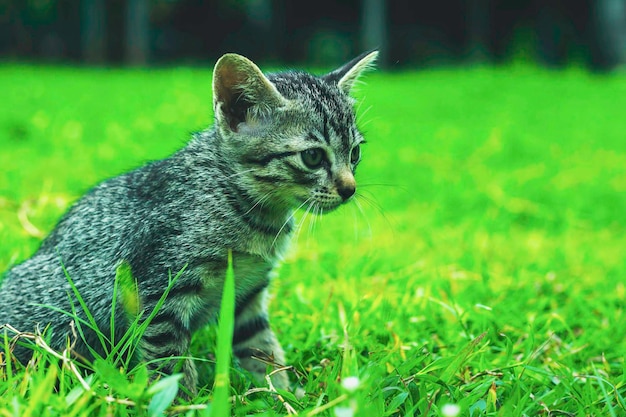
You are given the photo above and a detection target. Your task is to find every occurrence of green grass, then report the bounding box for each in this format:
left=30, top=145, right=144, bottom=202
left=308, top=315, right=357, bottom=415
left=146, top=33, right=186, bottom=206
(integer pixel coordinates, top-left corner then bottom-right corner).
left=1, top=62, right=625, bottom=416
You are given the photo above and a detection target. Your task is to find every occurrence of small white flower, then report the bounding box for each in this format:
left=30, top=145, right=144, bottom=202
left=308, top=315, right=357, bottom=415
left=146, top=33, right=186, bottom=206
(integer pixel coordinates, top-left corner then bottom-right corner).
left=441, top=403, right=461, bottom=417
left=334, top=406, right=354, bottom=417
left=341, top=376, right=360, bottom=392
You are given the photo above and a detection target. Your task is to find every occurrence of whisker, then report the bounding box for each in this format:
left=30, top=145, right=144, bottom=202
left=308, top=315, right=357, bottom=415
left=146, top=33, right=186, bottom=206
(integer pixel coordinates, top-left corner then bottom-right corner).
left=314, top=204, right=323, bottom=235
left=307, top=205, right=314, bottom=237
left=294, top=199, right=314, bottom=247
left=358, top=182, right=410, bottom=197
left=356, top=114, right=380, bottom=131
left=292, top=205, right=308, bottom=246
left=223, top=167, right=258, bottom=180
left=355, top=191, right=385, bottom=213
left=304, top=200, right=319, bottom=247
left=355, top=193, right=395, bottom=235
left=350, top=203, right=360, bottom=240
left=356, top=103, right=373, bottom=121
left=353, top=196, right=373, bottom=239
left=272, top=198, right=311, bottom=248
left=316, top=206, right=324, bottom=234
left=357, top=182, right=400, bottom=189
left=244, top=191, right=274, bottom=216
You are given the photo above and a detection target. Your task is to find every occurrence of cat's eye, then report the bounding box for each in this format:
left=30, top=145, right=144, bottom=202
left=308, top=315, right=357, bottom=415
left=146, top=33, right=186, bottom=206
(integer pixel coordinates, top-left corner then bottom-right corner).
left=301, top=148, right=325, bottom=169
left=350, top=145, right=361, bottom=164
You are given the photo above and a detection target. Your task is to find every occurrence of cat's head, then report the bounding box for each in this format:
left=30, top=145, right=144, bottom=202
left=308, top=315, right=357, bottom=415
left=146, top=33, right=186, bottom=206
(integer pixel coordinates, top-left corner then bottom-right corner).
left=212, top=51, right=377, bottom=214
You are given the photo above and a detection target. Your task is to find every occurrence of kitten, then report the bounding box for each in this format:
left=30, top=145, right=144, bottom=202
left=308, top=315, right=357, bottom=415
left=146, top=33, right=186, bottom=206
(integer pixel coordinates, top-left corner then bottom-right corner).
left=0, top=51, right=377, bottom=392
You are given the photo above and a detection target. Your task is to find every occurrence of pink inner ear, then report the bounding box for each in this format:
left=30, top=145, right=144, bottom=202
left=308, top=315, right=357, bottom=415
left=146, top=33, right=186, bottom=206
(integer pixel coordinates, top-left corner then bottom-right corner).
left=216, top=68, right=243, bottom=107
left=213, top=55, right=287, bottom=134
left=215, top=65, right=254, bottom=132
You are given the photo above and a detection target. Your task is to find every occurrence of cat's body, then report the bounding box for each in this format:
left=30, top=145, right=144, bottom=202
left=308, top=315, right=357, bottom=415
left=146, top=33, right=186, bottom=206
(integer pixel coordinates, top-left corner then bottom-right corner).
left=0, top=51, right=377, bottom=392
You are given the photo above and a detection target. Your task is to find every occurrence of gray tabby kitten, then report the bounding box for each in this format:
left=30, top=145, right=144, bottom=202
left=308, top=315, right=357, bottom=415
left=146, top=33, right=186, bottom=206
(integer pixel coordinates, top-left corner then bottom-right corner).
left=0, top=51, right=377, bottom=392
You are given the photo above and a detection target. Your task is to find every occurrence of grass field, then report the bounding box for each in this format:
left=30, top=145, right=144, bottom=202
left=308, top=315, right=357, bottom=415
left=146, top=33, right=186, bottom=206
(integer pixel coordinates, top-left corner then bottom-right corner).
left=1, top=62, right=625, bottom=416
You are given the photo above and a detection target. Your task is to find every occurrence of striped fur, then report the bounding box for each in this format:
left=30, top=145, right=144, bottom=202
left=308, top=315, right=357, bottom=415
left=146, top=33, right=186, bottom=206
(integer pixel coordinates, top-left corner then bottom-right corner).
left=0, top=51, right=377, bottom=393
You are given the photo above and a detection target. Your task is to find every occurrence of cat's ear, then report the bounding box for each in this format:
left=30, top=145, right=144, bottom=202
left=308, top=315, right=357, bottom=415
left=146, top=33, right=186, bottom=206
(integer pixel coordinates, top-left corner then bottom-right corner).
left=323, top=50, right=378, bottom=94
left=213, top=53, right=287, bottom=133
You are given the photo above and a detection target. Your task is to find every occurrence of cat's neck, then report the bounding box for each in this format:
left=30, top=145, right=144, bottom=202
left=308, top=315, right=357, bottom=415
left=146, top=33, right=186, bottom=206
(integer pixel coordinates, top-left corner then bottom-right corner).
left=184, top=129, right=294, bottom=237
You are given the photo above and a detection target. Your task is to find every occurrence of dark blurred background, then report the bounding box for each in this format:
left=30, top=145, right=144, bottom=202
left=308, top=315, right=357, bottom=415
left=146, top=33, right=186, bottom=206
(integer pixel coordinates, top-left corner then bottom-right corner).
left=1, top=0, right=625, bottom=70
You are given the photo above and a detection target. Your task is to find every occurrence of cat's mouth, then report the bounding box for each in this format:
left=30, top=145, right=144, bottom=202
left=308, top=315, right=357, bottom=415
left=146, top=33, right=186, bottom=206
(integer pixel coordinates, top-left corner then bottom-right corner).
left=291, top=182, right=356, bottom=213
left=306, top=193, right=353, bottom=213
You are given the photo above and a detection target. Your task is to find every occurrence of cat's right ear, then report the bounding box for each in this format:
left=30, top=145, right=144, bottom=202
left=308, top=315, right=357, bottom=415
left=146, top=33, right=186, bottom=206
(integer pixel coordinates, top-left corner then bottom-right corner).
left=213, top=53, right=287, bottom=133
left=323, top=50, right=378, bottom=95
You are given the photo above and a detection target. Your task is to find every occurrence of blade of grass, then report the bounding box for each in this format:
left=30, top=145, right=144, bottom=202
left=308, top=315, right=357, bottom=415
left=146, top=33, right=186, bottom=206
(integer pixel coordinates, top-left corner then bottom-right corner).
left=61, top=262, right=111, bottom=357
left=440, top=331, right=487, bottom=384
left=210, top=249, right=236, bottom=417
left=592, top=365, right=618, bottom=417
left=1, top=328, right=13, bottom=384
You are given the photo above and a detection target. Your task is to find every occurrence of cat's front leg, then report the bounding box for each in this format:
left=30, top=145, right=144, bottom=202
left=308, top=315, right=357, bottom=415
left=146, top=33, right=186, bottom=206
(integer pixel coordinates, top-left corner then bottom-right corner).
left=232, top=286, right=289, bottom=390
left=140, top=311, right=198, bottom=395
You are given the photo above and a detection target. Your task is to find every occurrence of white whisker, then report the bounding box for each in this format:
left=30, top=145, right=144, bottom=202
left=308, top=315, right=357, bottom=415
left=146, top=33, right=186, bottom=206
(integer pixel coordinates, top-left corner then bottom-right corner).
left=303, top=200, right=318, bottom=247
left=292, top=202, right=311, bottom=247
left=356, top=114, right=379, bottom=131
left=272, top=198, right=311, bottom=248
left=353, top=196, right=372, bottom=239
left=244, top=191, right=274, bottom=216
left=356, top=103, right=372, bottom=121
left=311, top=203, right=322, bottom=237
left=357, top=182, right=399, bottom=189
left=224, top=167, right=257, bottom=180
left=350, top=203, right=359, bottom=240
left=356, top=192, right=394, bottom=235
left=315, top=206, right=324, bottom=235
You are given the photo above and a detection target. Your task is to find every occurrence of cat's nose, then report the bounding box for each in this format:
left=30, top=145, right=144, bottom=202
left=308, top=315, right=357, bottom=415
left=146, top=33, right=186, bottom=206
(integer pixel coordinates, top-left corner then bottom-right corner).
left=338, top=184, right=356, bottom=200
left=336, top=172, right=356, bottom=201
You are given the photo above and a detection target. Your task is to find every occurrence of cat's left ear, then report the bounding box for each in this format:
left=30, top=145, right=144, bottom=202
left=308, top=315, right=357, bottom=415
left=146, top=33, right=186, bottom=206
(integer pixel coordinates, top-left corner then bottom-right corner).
left=213, top=53, right=287, bottom=133
left=323, top=50, right=378, bottom=95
